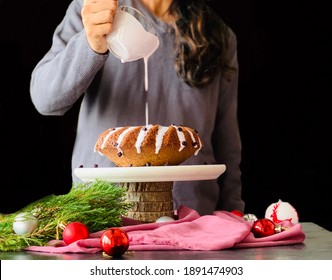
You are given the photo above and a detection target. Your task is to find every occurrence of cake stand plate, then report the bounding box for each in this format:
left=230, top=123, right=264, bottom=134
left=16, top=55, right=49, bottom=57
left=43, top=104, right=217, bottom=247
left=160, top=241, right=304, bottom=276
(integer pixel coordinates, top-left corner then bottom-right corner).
left=74, top=164, right=226, bottom=183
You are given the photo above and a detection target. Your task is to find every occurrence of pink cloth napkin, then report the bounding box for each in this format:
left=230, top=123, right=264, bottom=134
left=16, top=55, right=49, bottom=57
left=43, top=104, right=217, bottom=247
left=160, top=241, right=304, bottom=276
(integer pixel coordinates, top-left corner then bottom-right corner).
left=25, top=206, right=305, bottom=253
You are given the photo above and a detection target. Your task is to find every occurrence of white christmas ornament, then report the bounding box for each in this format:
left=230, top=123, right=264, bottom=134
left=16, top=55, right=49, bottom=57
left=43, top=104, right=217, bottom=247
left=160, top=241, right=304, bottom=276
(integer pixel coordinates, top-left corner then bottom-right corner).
left=265, top=199, right=299, bottom=224
left=155, top=216, right=175, bottom=223
left=13, top=212, right=39, bottom=235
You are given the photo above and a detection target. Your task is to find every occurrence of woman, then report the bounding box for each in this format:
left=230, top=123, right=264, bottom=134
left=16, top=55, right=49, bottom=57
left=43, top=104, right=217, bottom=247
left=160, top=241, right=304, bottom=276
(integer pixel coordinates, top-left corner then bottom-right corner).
left=30, top=0, right=245, bottom=215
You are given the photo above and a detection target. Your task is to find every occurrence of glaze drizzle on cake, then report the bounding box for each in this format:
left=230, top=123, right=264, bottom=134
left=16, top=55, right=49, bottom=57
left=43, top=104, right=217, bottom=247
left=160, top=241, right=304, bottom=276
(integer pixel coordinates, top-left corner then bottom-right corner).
left=94, top=124, right=203, bottom=167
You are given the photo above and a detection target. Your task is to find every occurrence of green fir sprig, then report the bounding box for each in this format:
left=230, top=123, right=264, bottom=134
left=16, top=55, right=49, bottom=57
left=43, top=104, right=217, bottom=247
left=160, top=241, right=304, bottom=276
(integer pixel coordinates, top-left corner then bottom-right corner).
left=0, top=180, right=132, bottom=252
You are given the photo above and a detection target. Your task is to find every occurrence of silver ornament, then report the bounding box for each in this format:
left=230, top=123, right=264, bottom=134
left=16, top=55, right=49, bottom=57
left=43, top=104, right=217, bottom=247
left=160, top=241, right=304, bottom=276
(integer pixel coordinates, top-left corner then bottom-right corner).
left=13, top=212, right=39, bottom=235
left=242, top=213, right=258, bottom=222
left=155, top=216, right=175, bottom=223
left=274, top=224, right=287, bottom=233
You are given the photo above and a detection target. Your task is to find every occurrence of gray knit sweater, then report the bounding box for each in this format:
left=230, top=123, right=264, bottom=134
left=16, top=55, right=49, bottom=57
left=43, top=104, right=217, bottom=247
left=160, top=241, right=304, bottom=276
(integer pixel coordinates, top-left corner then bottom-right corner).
left=30, top=0, right=245, bottom=214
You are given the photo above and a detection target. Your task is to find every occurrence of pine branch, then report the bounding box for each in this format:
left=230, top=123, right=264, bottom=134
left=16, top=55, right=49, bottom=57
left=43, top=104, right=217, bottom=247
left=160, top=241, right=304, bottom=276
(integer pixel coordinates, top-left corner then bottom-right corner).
left=0, top=180, right=132, bottom=252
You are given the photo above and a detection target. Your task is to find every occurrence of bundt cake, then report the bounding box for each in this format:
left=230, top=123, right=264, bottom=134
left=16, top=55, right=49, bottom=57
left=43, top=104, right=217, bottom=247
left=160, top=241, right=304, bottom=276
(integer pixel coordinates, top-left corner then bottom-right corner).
left=93, top=124, right=203, bottom=222
left=94, top=124, right=203, bottom=167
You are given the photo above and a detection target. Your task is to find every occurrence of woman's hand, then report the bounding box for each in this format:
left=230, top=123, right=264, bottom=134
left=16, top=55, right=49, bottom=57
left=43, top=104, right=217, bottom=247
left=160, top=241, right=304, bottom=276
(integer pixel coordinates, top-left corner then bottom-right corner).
left=81, top=0, right=118, bottom=54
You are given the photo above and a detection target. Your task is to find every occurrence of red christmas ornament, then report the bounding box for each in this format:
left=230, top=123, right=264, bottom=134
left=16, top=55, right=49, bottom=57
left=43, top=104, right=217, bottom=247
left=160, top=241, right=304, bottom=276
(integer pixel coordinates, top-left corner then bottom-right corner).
left=100, top=228, right=129, bottom=256
left=62, top=221, right=90, bottom=245
left=230, top=210, right=244, bottom=217
left=252, top=218, right=276, bottom=238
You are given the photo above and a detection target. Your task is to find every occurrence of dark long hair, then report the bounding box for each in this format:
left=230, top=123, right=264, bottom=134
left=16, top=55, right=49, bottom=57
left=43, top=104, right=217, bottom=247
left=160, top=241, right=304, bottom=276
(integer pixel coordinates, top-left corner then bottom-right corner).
left=168, top=0, right=236, bottom=88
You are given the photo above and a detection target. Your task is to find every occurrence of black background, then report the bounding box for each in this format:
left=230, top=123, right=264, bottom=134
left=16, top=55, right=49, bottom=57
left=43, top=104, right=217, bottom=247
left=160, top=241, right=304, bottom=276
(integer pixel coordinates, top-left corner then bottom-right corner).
left=1, top=0, right=331, bottom=230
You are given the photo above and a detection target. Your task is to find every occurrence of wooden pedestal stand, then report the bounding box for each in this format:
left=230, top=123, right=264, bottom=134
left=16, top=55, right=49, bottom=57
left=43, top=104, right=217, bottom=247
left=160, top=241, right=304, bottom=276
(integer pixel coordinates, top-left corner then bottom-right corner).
left=120, top=181, right=174, bottom=223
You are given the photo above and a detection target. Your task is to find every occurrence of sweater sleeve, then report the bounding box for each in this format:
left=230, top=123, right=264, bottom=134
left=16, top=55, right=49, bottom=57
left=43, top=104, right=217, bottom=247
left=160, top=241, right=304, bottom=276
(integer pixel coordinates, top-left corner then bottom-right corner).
left=212, top=28, right=245, bottom=212
left=30, top=0, right=109, bottom=116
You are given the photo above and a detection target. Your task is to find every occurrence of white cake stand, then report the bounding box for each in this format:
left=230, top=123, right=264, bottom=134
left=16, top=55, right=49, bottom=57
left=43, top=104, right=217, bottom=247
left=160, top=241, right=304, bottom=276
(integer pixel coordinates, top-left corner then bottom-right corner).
left=74, top=164, right=226, bottom=223
left=74, top=164, right=226, bottom=183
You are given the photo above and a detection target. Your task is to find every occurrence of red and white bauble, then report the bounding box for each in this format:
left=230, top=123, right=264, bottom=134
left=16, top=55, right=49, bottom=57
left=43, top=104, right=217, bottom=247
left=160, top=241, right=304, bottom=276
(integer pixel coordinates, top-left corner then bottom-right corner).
left=265, top=199, right=299, bottom=224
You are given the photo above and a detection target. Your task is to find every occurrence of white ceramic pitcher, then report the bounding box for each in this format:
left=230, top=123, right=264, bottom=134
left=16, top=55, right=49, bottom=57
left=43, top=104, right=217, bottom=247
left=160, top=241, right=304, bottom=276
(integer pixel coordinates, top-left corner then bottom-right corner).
left=106, top=5, right=160, bottom=63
